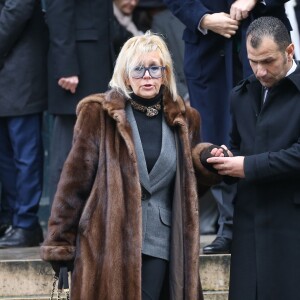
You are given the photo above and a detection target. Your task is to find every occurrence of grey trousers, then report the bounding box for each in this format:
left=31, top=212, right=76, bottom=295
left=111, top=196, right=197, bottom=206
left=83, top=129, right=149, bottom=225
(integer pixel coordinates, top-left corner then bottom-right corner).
left=211, top=181, right=236, bottom=239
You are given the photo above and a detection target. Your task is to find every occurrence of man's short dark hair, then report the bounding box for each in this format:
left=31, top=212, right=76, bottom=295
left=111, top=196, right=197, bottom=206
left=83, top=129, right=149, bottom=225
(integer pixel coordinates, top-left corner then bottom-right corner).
left=246, top=16, right=291, bottom=52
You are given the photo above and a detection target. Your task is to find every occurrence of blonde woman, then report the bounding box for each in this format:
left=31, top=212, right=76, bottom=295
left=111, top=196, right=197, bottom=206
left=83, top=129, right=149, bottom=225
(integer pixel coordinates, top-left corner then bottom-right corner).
left=41, top=32, right=219, bottom=300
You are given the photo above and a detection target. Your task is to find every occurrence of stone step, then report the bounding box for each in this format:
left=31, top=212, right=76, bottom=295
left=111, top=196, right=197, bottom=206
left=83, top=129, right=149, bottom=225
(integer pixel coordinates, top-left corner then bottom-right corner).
left=0, top=295, right=48, bottom=300
left=0, top=236, right=230, bottom=299
left=200, top=235, right=230, bottom=297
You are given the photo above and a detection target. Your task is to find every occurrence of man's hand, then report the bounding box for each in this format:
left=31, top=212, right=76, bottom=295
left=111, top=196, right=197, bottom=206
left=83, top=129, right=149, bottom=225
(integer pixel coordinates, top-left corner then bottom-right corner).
left=201, top=13, right=239, bottom=38
left=210, top=144, right=233, bottom=157
left=58, top=76, right=79, bottom=94
left=230, top=0, right=257, bottom=21
left=206, top=156, right=245, bottom=178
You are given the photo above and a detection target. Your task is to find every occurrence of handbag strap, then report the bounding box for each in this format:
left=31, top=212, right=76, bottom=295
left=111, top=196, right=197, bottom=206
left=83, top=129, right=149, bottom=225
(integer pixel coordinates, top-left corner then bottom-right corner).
left=50, top=275, right=58, bottom=300
left=50, top=267, right=70, bottom=300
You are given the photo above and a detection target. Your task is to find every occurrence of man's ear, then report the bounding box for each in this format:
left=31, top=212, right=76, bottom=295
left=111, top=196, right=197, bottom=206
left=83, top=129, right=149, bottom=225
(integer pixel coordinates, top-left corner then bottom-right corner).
left=286, top=43, right=295, bottom=61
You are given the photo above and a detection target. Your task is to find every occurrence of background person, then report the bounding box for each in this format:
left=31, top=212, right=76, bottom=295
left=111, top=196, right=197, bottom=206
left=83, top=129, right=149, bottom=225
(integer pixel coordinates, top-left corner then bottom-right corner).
left=41, top=32, right=220, bottom=300
left=151, top=2, right=189, bottom=103
left=113, top=0, right=143, bottom=56
left=45, top=0, right=114, bottom=208
left=0, top=0, right=48, bottom=247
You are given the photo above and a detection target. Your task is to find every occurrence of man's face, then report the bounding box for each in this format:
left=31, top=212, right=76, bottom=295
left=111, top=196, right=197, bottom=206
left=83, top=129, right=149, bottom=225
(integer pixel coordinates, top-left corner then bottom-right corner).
left=114, top=0, right=138, bottom=15
left=247, top=36, right=294, bottom=88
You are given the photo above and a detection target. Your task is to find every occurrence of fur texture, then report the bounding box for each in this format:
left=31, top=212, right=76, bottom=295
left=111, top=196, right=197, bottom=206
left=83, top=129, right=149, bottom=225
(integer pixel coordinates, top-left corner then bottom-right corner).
left=40, top=89, right=218, bottom=300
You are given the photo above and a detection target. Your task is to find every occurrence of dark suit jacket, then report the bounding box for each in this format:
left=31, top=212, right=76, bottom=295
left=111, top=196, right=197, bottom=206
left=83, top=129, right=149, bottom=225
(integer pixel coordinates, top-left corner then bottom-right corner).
left=0, top=0, right=48, bottom=116
left=45, top=0, right=114, bottom=115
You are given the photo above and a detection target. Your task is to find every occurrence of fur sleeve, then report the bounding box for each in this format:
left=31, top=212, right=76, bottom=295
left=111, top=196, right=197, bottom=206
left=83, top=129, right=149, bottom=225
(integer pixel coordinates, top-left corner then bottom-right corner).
left=40, top=101, right=102, bottom=262
left=185, top=104, right=201, bottom=147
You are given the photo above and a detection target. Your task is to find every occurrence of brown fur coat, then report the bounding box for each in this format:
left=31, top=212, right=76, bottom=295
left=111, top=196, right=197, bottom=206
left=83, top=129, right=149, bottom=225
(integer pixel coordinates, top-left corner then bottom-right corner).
left=40, top=89, right=219, bottom=300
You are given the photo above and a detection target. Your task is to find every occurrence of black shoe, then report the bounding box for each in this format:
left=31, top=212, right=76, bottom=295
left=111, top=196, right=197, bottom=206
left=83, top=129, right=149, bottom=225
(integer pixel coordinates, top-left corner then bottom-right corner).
left=203, top=236, right=231, bottom=254
left=0, top=225, right=44, bottom=248
left=0, top=223, right=12, bottom=238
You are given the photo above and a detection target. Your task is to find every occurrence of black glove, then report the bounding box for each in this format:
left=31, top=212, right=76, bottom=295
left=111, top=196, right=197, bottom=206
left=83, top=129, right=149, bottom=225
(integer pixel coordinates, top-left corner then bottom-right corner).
left=50, top=260, right=74, bottom=277
left=58, top=266, right=70, bottom=290
left=200, top=144, right=229, bottom=174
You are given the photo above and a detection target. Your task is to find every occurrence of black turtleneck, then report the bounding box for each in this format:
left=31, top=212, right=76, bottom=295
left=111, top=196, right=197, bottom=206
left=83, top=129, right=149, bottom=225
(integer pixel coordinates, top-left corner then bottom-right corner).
left=130, top=91, right=163, bottom=173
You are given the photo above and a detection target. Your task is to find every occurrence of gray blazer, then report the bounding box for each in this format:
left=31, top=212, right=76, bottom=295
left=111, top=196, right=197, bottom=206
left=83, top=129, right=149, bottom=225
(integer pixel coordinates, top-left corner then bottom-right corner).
left=127, top=104, right=177, bottom=260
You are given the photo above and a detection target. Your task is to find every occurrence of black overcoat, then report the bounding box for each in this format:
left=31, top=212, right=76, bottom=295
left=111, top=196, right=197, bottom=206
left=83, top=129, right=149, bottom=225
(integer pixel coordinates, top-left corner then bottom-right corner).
left=45, top=0, right=114, bottom=115
left=229, top=66, right=300, bottom=300
left=0, top=0, right=48, bottom=116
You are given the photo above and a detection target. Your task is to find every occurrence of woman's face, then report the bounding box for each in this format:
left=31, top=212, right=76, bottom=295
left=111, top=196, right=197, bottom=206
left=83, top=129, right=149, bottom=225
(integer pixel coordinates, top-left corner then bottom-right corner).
left=114, top=0, right=138, bottom=15
left=127, top=51, right=165, bottom=99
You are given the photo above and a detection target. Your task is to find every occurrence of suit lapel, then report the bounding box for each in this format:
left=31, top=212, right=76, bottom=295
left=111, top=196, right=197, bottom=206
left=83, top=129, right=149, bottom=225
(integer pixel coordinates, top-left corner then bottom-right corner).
left=244, top=78, right=263, bottom=115
left=149, top=116, right=176, bottom=189
left=126, top=103, right=152, bottom=193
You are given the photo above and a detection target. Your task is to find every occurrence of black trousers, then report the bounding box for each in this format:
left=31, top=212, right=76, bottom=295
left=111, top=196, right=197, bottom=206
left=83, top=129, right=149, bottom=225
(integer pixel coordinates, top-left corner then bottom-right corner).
left=49, top=115, right=76, bottom=206
left=142, top=254, right=169, bottom=300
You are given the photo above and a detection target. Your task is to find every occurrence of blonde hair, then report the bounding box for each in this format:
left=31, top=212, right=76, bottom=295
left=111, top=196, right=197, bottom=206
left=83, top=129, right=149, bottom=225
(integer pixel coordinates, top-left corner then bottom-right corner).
left=109, top=31, right=178, bottom=100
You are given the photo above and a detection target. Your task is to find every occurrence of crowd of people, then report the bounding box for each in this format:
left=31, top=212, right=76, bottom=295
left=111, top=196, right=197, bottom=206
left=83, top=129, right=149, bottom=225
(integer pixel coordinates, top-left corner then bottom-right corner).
left=1, top=0, right=300, bottom=300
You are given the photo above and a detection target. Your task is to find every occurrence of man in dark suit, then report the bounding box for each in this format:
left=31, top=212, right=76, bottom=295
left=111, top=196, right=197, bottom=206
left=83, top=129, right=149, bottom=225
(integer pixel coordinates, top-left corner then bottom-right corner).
left=164, top=0, right=291, bottom=253
left=0, top=0, right=48, bottom=247
left=45, top=0, right=114, bottom=205
left=206, top=16, right=300, bottom=300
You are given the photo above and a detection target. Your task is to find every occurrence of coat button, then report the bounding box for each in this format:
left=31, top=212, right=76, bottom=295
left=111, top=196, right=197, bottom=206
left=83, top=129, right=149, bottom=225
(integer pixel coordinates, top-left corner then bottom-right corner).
left=141, top=192, right=147, bottom=200
left=141, top=187, right=150, bottom=200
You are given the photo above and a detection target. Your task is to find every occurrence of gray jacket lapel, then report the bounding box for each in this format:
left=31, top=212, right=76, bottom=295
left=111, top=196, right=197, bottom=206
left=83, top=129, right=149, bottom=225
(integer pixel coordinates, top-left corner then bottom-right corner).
left=149, top=116, right=176, bottom=189
left=126, top=103, right=152, bottom=193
